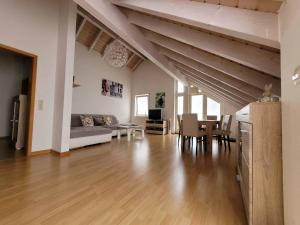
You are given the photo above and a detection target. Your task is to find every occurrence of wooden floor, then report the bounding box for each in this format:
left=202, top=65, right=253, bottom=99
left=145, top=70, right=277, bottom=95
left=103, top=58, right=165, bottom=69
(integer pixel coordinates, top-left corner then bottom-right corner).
left=0, top=135, right=246, bottom=225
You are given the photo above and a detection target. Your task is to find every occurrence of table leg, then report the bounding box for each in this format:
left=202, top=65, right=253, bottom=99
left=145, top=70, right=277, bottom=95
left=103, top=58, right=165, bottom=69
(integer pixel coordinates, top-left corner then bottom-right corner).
left=207, top=124, right=213, bottom=152
left=141, top=129, right=144, bottom=138
left=117, top=130, right=121, bottom=140
left=127, top=129, right=131, bottom=141
left=181, top=135, right=185, bottom=152
left=132, top=129, right=136, bottom=137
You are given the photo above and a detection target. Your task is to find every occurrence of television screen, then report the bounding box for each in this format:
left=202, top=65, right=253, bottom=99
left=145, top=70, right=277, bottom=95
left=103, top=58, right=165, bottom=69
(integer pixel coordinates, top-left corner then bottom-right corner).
left=148, top=109, right=162, bottom=120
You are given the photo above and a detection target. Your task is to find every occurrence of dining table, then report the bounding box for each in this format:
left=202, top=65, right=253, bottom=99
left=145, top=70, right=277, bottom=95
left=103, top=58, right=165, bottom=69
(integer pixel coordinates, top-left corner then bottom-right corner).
left=181, top=120, right=220, bottom=152
left=199, top=120, right=219, bottom=152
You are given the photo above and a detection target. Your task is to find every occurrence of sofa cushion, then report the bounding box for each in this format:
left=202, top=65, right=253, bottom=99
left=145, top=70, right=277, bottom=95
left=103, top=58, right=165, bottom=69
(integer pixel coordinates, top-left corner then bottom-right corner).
left=71, top=114, right=119, bottom=127
left=94, top=115, right=105, bottom=126
left=70, top=126, right=112, bottom=139
left=103, top=116, right=113, bottom=126
left=80, top=115, right=94, bottom=127
left=71, top=114, right=82, bottom=127
left=103, top=115, right=119, bottom=126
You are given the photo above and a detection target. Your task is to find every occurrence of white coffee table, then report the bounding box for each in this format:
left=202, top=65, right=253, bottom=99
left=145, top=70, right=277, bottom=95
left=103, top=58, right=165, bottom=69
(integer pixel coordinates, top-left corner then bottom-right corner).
left=117, top=124, right=144, bottom=141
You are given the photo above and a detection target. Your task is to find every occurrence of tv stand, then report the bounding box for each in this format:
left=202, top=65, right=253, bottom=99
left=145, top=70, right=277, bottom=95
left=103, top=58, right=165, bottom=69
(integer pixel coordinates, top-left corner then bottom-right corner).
left=146, top=120, right=169, bottom=135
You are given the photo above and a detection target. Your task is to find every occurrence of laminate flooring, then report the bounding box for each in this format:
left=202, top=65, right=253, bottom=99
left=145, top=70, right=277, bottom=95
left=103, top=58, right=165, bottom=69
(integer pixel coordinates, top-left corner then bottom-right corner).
left=0, top=134, right=246, bottom=225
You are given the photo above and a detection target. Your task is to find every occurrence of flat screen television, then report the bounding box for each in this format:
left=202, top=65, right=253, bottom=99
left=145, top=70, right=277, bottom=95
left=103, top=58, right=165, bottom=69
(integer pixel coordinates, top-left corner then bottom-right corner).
left=148, top=109, right=162, bottom=120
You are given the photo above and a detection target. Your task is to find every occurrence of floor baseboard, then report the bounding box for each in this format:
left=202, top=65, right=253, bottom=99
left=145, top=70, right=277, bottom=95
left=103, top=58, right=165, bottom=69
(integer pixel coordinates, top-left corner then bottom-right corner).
left=29, top=149, right=71, bottom=157
left=29, top=149, right=51, bottom=156
left=51, top=150, right=70, bottom=157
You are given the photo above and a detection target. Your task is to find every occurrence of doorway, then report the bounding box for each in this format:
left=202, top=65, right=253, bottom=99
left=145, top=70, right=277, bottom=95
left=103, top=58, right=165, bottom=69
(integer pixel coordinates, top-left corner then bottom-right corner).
left=0, top=43, right=37, bottom=159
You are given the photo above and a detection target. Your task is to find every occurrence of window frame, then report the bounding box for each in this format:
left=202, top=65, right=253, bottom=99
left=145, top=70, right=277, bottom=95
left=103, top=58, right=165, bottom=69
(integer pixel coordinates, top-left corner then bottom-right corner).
left=206, top=96, right=221, bottom=120
left=135, top=94, right=149, bottom=117
left=190, top=94, right=204, bottom=120
left=177, top=81, right=185, bottom=94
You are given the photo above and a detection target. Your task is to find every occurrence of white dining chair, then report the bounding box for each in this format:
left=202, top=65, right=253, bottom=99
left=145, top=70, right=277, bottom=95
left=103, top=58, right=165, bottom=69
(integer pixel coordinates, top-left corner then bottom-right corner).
left=177, top=114, right=182, bottom=146
left=213, top=115, right=232, bottom=150
left=181, top=114, right=208, bottom=153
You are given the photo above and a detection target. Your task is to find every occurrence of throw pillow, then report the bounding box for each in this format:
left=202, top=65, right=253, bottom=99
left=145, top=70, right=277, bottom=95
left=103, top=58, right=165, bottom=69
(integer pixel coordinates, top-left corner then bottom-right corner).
left=94, top=116, right=105, bottom=126
left=80, top=115, right=94, bottom=127
left=104, top=116, right=113, bottom=126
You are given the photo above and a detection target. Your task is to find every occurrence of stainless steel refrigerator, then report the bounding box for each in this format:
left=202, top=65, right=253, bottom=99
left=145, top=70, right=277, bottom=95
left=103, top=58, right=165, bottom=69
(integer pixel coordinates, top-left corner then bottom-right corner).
left=10, top=95, right=27, bottom=150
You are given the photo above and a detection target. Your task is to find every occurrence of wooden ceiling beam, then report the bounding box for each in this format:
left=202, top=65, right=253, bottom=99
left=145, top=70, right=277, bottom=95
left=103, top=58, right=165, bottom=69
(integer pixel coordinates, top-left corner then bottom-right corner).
left=186, top=76, right=246, bottom=107
left=188, top=80, right=243, bottom=108
left=74, top=1, right=186, bottom=83
left=89, top=30, right=103, bottom=52
left=132, top=58, right=144, bottom=71
left=162, top=48, right=263, bottom=99
left=77, top=10, right=146, bottom=60
left=76, top=17, right=87, bottom=38
left=126, top=10, right=280, bottom=77
left=176, top=64, right=255, bottom=103
left=182, top=71, right=250, bottom=105
left=112, top=0, right=279, bottom=48
left=126, top=53, right=136, bottom=66
left=144, top=31, right=281, bottom=95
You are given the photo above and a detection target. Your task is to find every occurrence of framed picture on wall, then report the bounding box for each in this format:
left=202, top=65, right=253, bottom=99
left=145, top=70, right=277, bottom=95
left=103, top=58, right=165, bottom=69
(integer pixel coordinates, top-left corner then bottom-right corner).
left=102, top=79, right=123, bottom=98
left=155, top=92, right=165, bottom=108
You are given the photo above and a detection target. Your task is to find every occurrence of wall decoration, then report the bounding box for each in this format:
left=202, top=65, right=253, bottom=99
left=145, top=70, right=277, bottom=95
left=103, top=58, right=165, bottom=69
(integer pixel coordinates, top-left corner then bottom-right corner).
left=155, top=92, right=165, bottom=108
left=102, top=79, right=123, bottom=98
left=103, top=40, right=129, bottom=68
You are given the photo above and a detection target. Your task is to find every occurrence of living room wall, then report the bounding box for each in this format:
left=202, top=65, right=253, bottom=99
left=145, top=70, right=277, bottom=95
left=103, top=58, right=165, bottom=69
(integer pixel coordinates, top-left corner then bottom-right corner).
left=72, top=43, right=132, bottom=123
left=0, top=0, right=62, bottom=151
left=131, top=61, right=176, bottom=132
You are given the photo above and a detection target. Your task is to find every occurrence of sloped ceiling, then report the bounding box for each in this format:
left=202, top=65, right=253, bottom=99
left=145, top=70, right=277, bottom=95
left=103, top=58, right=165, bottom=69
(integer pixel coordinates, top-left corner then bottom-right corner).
left=75, top=0, right=282, bottom=107
left=76, top=7, right=145, bottom=71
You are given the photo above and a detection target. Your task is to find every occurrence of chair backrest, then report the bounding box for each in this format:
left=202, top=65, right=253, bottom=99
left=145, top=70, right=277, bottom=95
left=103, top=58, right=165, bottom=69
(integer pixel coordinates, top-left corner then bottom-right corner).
left=217, top=115, right=224, bottom=130
left=182, top=114, right=199, bottom=137
left=207, top=115, right=218, bottom=120
left=177, top=114, right=182, bottom=127
left=222, top=115, right=233, bottom=133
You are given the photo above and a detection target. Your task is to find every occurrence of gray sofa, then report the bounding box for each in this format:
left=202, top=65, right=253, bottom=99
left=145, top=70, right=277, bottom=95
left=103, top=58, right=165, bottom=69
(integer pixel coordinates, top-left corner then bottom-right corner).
left=70, top=114, right=126, bottom=149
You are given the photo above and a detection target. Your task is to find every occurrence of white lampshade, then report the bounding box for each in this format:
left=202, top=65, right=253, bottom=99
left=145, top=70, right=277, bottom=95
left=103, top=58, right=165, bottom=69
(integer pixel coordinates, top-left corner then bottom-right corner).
left=104, top=40, right=129, bottom=68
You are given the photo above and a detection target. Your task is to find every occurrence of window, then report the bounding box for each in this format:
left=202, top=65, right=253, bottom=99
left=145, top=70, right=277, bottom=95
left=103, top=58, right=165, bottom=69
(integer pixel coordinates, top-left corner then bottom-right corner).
left=207, top=97, right=221, bottom=119
left=177, top=96, right=184, bottom=115
left=177, top=81, right=184, bottom=94
left=135, top=94, right=149, bottom=117
left=191, top=95, right=203, bottom=120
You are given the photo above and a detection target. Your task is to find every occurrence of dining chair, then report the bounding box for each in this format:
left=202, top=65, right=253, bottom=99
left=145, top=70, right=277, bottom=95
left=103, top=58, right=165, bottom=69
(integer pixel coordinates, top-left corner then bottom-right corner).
left=207, top=115, right=218, bottom=131
left=182, top=114, right=207, bottom=153
left=177, top=114, right=182, bottom=146
left=221, top=115, right=233, bottom=150
left=212, top=115, right=224, bottom=144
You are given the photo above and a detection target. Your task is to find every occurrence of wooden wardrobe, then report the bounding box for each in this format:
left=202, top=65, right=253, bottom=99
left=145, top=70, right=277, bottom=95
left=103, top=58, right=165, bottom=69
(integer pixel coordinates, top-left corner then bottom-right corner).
left=236, top=102, right=283, bottom=225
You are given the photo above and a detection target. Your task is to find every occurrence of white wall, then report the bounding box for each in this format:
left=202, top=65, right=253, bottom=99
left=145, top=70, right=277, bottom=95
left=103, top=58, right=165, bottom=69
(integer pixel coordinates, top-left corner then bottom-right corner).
left=131, top=61, right=176, bottom=131
left=279, top=1, right=300, bottom=224
left=0, top=0, right=60, bottom=151
left=72, top=43, right=132, bottom=123
left=0, top=50, right=30, bottom=137
left=131, top=61, right=239, bottom=135
left=52, top=0, right=76, bottom=153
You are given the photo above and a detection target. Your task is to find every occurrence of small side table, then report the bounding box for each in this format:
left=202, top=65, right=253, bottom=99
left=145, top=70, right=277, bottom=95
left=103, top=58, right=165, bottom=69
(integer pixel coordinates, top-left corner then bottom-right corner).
left=117, top=124, right=145, bottom=141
